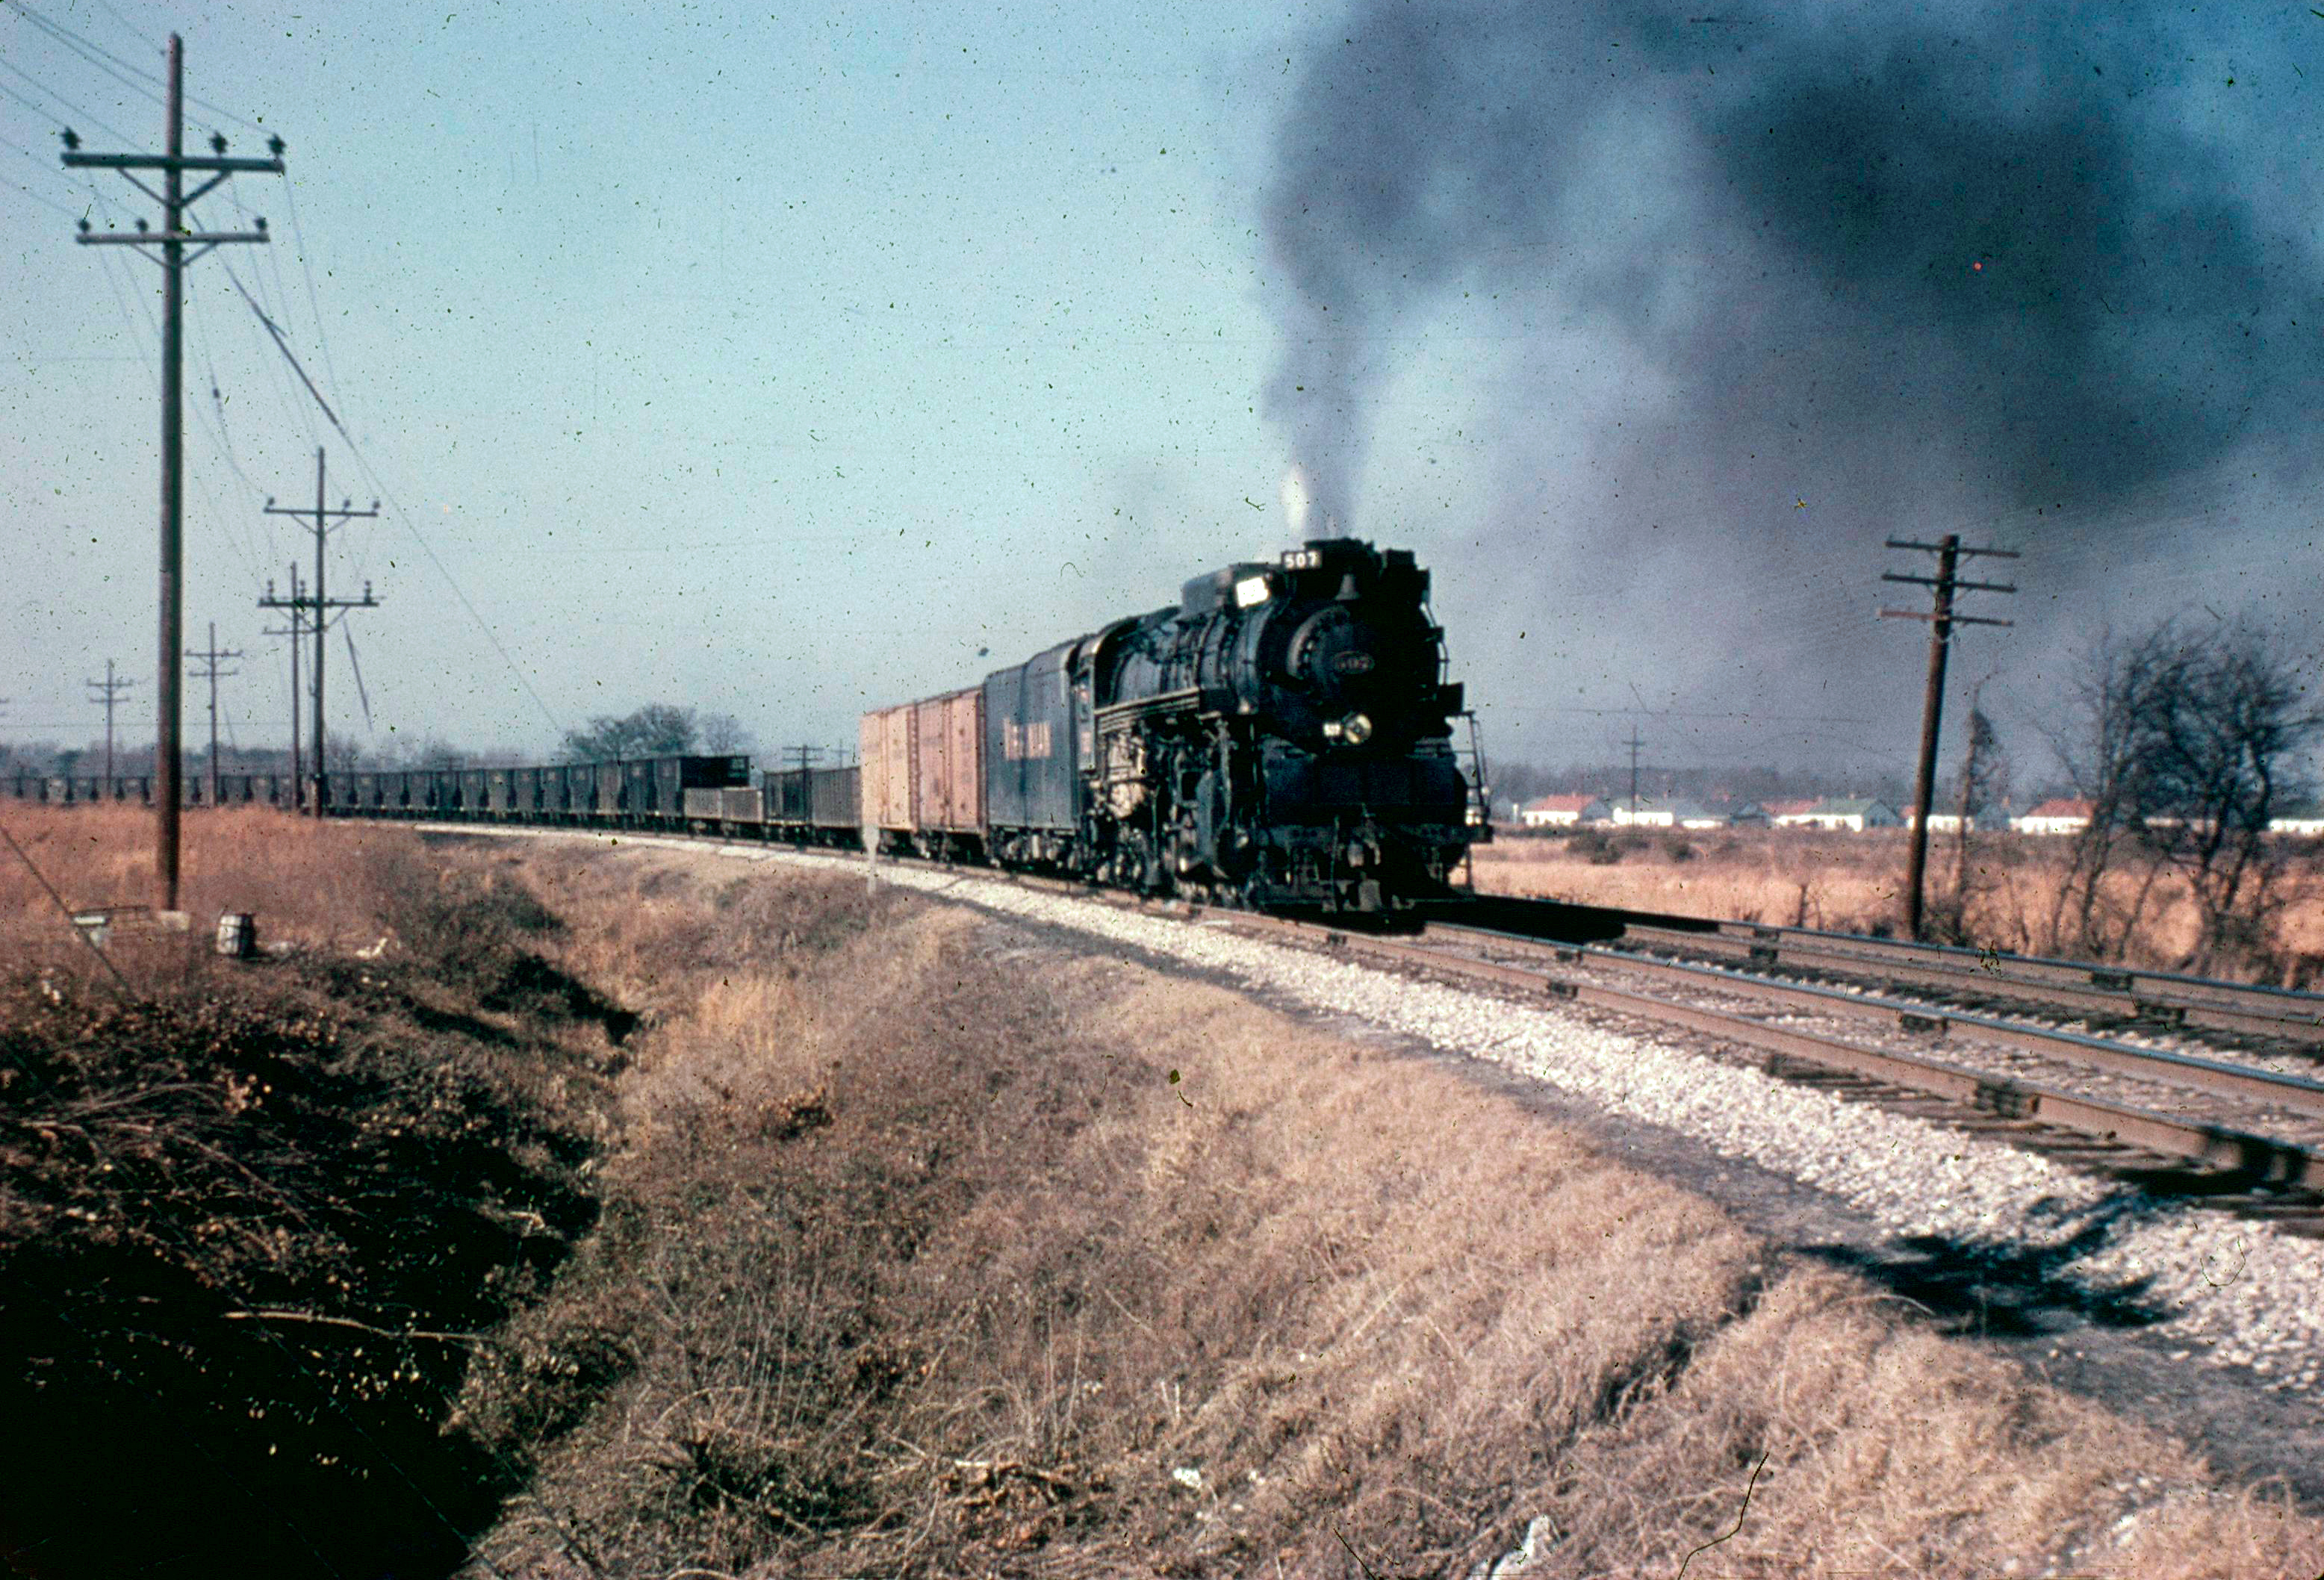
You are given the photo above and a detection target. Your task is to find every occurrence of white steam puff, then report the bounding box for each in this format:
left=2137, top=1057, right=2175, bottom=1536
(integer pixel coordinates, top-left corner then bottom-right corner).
left=1281, top=465, right=1314, bottom=539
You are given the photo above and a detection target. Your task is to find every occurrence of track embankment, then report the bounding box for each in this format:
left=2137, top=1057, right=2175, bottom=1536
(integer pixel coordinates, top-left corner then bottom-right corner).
left=426, top=833, right=2321, bottom=1579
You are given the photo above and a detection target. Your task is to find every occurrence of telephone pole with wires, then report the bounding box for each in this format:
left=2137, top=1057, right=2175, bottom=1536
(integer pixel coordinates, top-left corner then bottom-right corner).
left=60, top=32, right=283, bottom=908
left=85, top=660, right=134, bottom=783
left=260, top=565, right=305, bottom=806
left=186, top=623, right=241, bottom=806
left=1625, top=723, right=1645, bottom=815
left=261, top=448, right=376, bottom=815
left=1881, top=534, right=2018, bottom=941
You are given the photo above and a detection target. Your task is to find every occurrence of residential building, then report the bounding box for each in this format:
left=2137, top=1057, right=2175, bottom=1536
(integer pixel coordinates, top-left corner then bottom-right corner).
left=1798, top=797, right=1901, bottom=832
left=2013, top=797, right=2095, bottom=836
left=1520, top=793, right=1612, bottom=828
left=1904, top=806, right=2010, bottom=834
left=1609, top=797, right=1727, bottom=830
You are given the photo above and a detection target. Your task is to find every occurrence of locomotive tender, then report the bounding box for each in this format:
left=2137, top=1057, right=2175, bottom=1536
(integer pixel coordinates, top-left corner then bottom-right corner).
left=7, top=540, right=1485, bottom=913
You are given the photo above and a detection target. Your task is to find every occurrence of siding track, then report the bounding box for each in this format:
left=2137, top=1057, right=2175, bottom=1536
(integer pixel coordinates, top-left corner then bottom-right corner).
left=1220, top=906, right=2324, bottom=1224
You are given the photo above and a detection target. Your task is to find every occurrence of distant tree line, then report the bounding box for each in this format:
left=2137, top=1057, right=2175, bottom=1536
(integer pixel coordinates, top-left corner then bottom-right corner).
left=0, top=703, right=755, bottom=779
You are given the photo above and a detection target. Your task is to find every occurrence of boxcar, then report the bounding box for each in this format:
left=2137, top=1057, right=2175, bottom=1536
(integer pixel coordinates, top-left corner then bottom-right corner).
left=860, top=704, right=917, bottom=842
left=910, top=687, right=984, bottom=855
left=982, top=638, right=1082, bottom=867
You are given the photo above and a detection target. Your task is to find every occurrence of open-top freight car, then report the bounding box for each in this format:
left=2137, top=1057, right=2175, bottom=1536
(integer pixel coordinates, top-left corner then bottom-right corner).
left=762, top=764, right=861, bottom=845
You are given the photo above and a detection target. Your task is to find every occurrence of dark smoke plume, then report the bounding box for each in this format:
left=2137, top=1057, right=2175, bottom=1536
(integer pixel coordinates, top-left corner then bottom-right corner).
left=1261, top=1, right=2324, bottom=535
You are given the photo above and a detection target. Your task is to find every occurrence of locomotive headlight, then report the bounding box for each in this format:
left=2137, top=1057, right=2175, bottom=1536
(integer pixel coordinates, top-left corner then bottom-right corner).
left=1340, top=712, right=1373, bottom=745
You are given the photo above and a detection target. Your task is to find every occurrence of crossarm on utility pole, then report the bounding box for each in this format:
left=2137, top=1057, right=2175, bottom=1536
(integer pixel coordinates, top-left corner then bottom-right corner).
left=1884, top=532, right=2019, bottom=940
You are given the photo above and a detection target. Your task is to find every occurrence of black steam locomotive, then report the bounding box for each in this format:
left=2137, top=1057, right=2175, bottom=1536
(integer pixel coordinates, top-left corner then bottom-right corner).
left=984, top=537, right=1482, bottom=911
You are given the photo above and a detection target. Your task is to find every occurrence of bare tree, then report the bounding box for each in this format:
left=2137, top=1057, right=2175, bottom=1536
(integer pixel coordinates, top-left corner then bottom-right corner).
left=559, top=703, right=698, bottom=762
left=1933, top=688, right=2007, bottom=943
left=698, top=711, right=753, bottom=753
left=2043, top=615, right=2321, bottom=970
left=2130, top=618, right=2321, bottom=971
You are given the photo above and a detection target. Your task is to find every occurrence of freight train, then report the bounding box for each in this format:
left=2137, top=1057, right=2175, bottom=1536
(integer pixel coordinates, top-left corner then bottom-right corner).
left=6, top=538, right=1488, bottom=912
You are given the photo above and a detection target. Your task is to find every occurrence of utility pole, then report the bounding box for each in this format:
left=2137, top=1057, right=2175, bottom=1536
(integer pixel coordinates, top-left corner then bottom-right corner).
left=1625, top=723, right=1644, bottom=815
left=1881, top=535, right=2018, bottom=941
left=789, top=744, right=828, bottom=774
left=260, top=452, right=377, bottom=815
left=261, top=565, right=305, bottom=806
left=186, top=623, right=242, bottom=806
left=63, top=34, right=283, bottom=909
left=86, top=660, right=135, bottom=783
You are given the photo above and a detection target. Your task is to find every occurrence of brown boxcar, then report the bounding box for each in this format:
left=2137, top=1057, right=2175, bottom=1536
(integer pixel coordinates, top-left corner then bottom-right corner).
left=860, top=704, right=916, bottom=835
left=911, top=686, right=984, bottom=841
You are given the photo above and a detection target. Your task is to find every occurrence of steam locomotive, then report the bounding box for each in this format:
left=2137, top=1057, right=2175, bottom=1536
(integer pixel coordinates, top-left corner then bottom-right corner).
left=7, top=539, right=1486, bottom=914
left=875, top=535, right=1484, bottom=911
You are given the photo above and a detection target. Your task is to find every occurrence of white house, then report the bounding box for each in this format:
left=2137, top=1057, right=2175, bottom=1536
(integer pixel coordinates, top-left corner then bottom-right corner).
left=1763, top=798, right=1821, bottom=828
left=1904, top=806, right=2010, bottom=835
left=1800, top=797, right=1901, bottom=832
left=1609, top=798, right=1727, bottom=830
left=1520, top=793, right=1611, bottom=828
left=2013, top=797, right=2094, bottom=836
left=2270, top=808, right=2324, bottom=837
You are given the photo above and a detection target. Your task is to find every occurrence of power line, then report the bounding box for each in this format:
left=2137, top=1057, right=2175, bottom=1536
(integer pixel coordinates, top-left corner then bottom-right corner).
left=208, top=249, right=568, bottom=743
left=0, top=55, right=134, bottom=146
left=9, top=1, right=267, bottom=137
left=87, top=0, right=163, bottom=55
left=10, top=3, right=171, bottom=120
left=280, top=175, right=341, bottom=409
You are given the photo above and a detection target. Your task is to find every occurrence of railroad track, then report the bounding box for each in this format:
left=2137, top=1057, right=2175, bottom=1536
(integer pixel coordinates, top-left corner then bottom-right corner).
left=1616, top=918, right=2324, bottom=1047
left=1210, top=906, right=2324, bottom=1229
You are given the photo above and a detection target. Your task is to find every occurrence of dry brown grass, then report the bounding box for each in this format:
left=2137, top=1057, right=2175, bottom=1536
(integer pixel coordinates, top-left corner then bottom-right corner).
left=1473, top=827, right=2324, bottom=983
left=455, top=840, right=2324, bottom=1579
left=0, top=803, right=435, bottom=966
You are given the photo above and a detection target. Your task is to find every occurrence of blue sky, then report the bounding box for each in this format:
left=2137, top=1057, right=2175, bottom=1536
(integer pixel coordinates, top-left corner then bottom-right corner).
left=5, top=1, right=2321, bottom=785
